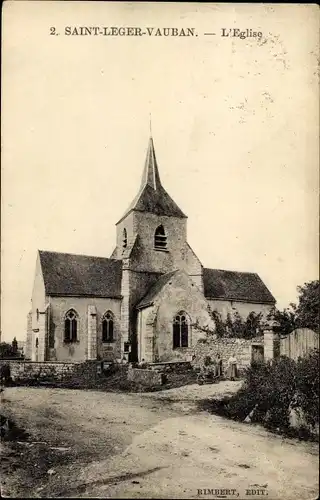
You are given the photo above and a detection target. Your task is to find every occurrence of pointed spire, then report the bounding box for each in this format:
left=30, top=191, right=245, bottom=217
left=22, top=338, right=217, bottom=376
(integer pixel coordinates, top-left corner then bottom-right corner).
left=116, top=135, right=187, bottom=224
left=140, top=137, right=162, bottom=191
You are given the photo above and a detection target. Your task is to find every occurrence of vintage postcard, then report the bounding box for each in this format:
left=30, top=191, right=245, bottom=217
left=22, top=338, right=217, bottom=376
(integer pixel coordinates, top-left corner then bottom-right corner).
left=1, top=1, right=319, bottom=499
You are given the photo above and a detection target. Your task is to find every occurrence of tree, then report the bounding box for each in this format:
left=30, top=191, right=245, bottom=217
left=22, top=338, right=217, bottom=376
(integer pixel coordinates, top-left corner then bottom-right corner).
left=294, top=280, right=319, bottom=332
left=267, top=280, right=319, bottom=335
left=232, top=311, right=246, bottom=338
left=194, top=308, right=265, bottom=340
left=0, top=342, right=16, bottom=359
left=267, top=306, right=297, bottom=336
left=12, top=337, right=18, bottom=355
left=210, top=309, right=226, bottom=337
left=245, top=311, right=264, bottom=339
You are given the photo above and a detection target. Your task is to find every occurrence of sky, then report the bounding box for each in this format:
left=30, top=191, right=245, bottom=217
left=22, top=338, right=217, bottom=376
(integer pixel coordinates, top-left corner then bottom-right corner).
left=1, top=2, right=319, bottom=341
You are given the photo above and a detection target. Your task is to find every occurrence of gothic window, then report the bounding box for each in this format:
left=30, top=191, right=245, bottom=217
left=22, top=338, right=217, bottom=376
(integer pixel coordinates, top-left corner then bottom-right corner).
left=154, top=225, right=167, bottom=249
left=173, top=311, right=190, bottom=349
left=102, top=311, right=114, bottom=342
left=122, top=228, right=127, bottom=249
left=64, top=309, right=78, bottom=343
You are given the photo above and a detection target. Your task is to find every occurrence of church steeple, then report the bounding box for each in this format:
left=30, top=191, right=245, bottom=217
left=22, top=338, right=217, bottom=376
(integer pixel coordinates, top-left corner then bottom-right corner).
left=140, top=137, right=162, bottom=191
left=116, top=136, right=187, bottom=224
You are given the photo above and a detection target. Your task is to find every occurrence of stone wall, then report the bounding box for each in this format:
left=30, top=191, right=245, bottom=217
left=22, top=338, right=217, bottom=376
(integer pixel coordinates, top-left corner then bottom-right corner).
left=191, top=336, right=264, bottom=374
left=206, top=299, right=273, bottom=322
left=49, top=296, right=121, bottom=362
left=148, top=360, right=192, bottom=372
left=118, top=211, right=190, bottom=275
left=127, top=367, right=164, bottom=386
left=0, top=360, right=79, bottom=382
left=137, top=270, right=215, bottom=363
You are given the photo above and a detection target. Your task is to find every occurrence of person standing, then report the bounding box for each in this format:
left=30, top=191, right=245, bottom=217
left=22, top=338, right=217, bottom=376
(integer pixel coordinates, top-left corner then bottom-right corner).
left=227, top=353, right=238, bottom=381
left=216, top=353, right=223, bottom=378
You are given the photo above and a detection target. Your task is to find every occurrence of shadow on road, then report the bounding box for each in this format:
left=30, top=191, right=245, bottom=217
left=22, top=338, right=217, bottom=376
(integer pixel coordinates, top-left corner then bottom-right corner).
left=46, top=465, right=167, bottom=497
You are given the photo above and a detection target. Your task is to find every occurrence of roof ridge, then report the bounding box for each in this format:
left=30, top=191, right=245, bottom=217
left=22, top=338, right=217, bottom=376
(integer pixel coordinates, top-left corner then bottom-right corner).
left=39, top=249, right=119, bottom=262
left=203, top=268, right=275, bottom=304
left=204, top=267, right=259, bottom=276
left=136, top=269, right=180, bottom=309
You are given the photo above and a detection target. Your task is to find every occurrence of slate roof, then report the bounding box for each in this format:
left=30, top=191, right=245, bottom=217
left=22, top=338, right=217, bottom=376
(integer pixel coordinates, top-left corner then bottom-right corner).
left=117, top=137, right=186, bottom=223
left=38, top=250, right=275, bottom=305
left=39, top=250, right=122, bottom=297
left=203, top=268, right=275, bottom=304
left=137, top=268, right=275, bottom=309
left=137, top=270, right=179, bottom=309
left=124, top=183, right=187, bottom=219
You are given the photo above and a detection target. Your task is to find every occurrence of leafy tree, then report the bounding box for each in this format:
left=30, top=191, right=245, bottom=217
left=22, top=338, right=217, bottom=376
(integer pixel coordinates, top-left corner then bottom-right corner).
left=12, top=337, right=18, bottom=355
left=245, top=311, right=264, bottom=339
left=232, top=311, right=246, bottom=337
left=268, top=280, right=319, bottom=335
left=195, top=308, right=265, bottom=340
left=267, top=306, right=297, bottom=336
left=0, top=342, right=16, bottom=358
left=225, top=313, right=234, bottom=336
left=294, top=280, right=319, bottom=332
left=210, top=309, right=226, bottom=337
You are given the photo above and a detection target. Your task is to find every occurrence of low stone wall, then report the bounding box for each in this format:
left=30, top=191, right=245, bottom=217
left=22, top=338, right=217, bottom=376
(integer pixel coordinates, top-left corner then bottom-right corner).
left=148, top=361, right=192, bottom=373
left=191, top=336, right=263, bottom=375
left=127, top=367, right=164, bottom=386
left=0, top=360, right=80, bottom=382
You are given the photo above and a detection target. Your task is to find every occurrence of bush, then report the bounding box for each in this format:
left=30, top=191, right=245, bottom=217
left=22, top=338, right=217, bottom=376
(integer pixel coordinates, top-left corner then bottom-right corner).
left=0, top=343, right=18, bottom=359
left=0, top=363, right=11, bottom=385
left=294, top=349, right=319, bottom=427
left=241, top=357, right=297, bottom=429
left=202, top=351, right=319, bottom=437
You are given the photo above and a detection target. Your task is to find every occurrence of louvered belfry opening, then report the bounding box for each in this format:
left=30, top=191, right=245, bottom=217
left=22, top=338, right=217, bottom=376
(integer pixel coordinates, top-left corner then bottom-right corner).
left=122, top=228, right=127, bottom=248
left=154, top=224, right=167, bottom=249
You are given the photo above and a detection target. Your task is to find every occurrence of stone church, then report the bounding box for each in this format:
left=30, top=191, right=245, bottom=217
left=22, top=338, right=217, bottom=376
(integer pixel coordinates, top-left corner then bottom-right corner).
left=25, top=137, right=276, bottom=363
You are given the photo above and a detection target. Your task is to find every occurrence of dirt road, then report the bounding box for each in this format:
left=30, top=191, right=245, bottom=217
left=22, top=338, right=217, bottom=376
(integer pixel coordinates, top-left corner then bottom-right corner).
left=1, top=384, right=318, bottom=499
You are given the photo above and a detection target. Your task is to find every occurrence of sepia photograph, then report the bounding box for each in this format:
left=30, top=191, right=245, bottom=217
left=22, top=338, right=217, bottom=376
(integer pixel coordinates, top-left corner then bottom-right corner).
left=1, top=1, right=319, bottom=498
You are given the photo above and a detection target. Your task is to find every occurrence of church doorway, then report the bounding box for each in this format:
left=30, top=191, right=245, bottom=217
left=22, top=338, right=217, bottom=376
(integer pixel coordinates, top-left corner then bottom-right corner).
left=129, top=334, right=138, bottom=362
left=129, top=310, right=139, bottom=362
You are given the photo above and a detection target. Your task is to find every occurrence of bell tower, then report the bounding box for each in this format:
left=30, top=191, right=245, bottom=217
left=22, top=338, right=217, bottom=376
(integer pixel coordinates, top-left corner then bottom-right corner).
left=112, top=136, right=203, bottom=361
left=113, top=136, right=188, bottom=272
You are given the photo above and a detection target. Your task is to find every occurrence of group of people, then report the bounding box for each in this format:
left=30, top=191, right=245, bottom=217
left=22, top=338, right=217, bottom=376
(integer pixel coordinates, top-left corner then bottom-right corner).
left=200, top=353, right=238, bottom=381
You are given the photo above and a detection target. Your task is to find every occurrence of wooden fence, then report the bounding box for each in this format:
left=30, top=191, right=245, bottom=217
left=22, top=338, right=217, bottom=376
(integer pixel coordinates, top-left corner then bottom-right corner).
left=280, top=328, right=319, bottom=360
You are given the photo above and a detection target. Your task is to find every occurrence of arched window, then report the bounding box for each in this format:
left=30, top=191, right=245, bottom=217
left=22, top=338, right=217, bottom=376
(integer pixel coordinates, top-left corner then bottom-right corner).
left=102, top=311, right=114, bottom=343
left=122, top=228, right=127, bottom=249
left=64, top=309, right=78, bottom=343
left=154, top=225, right=167, bottom=249
left=173, top=311, right=190, bottom=349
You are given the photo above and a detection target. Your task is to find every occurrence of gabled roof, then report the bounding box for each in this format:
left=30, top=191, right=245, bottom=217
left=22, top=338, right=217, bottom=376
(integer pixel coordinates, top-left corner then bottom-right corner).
left=117, top=137, right=187, bottom=223
left=203, top=268, right=275, bottom=304
left=137, top=270, right=179, bottom=309
left=39, top=250, right=122, bottom=298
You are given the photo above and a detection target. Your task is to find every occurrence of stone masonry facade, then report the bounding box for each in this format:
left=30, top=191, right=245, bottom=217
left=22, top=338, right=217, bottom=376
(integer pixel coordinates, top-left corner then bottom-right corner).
left=26, top=136, right=275, bottom=364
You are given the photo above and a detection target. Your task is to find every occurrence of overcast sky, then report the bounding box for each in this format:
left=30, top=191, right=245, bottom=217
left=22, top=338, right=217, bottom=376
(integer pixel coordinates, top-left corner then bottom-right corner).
left=1, top=2, right=319, bottom=341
